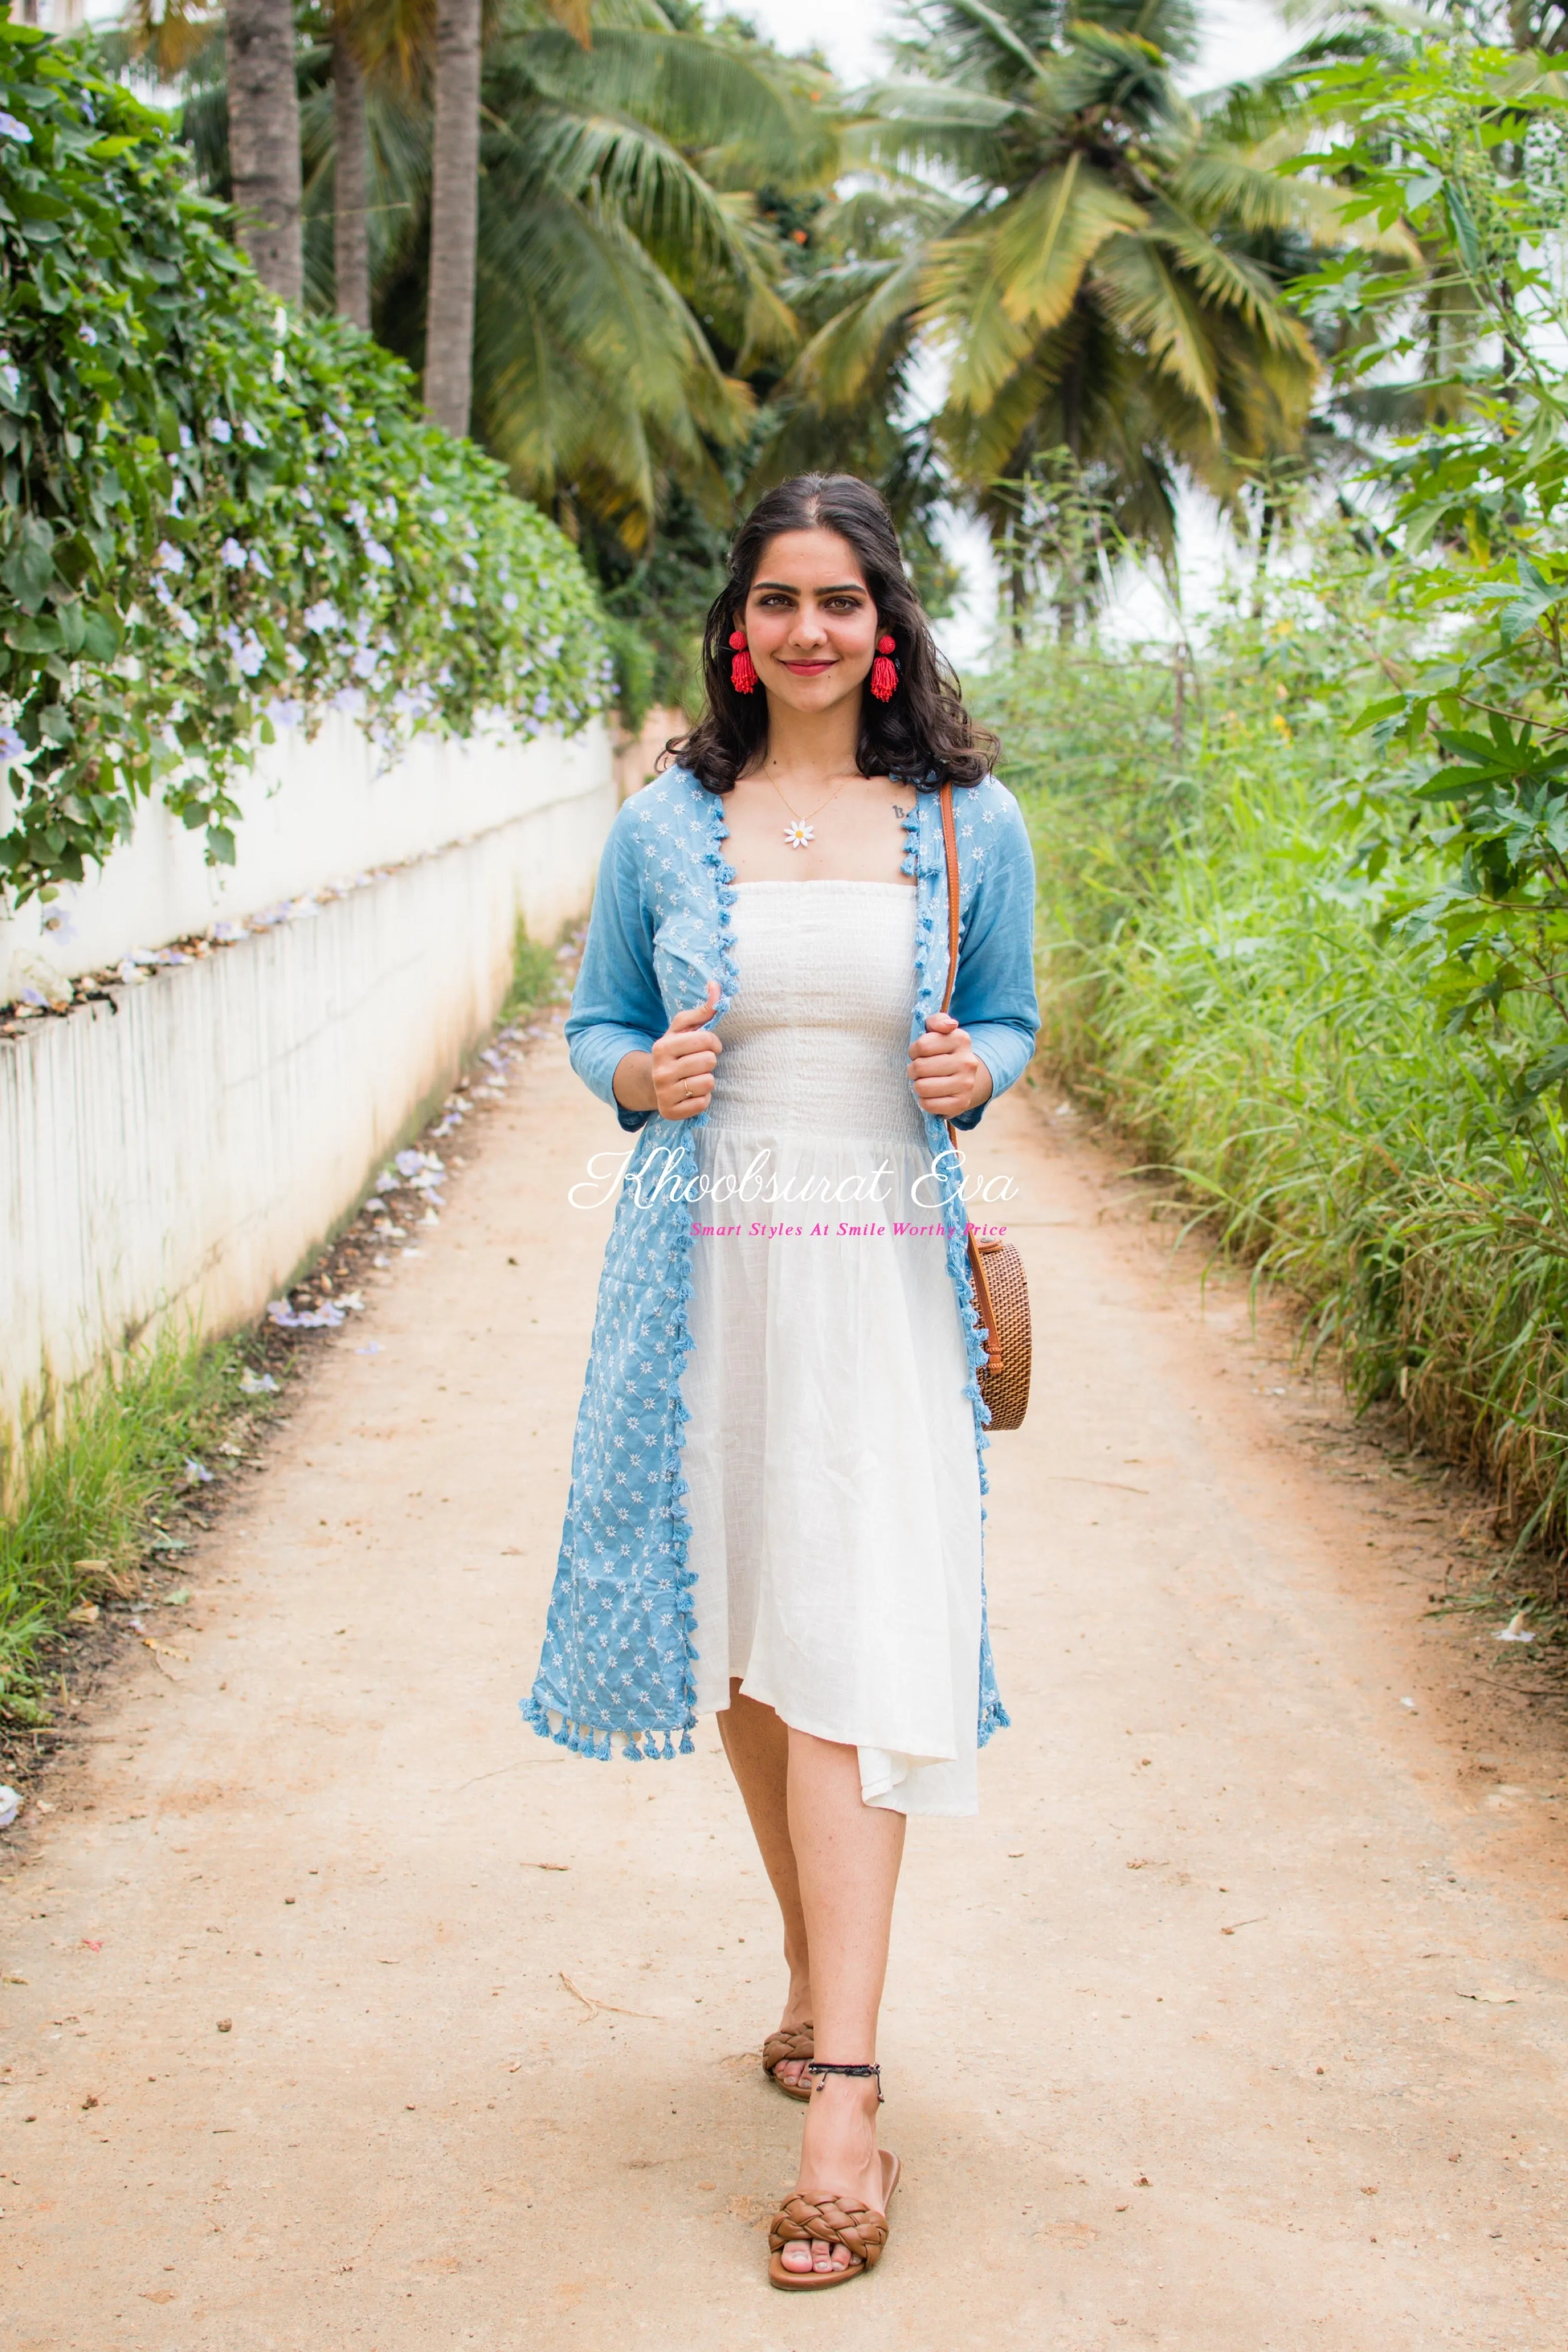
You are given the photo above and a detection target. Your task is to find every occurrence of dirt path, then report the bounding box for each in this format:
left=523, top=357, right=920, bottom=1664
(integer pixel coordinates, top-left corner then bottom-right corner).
left=6, top=1041, right=1568, bottom=2349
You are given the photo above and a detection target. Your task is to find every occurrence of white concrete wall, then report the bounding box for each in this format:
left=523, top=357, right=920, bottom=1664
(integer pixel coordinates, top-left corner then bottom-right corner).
left=1, top=719, right=615, bottom=1465
left=0, top=712, right=610, bottom=1003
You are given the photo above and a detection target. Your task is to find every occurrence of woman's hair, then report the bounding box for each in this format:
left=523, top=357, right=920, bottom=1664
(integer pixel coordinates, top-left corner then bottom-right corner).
left=667, top=474, right=998, bottom=795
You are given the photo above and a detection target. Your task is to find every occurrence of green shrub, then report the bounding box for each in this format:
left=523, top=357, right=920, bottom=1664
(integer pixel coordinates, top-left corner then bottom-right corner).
left=0, top=23, right=609, bottom=909
left=0, top=1330, right=260, bottom=1716
left=503, top=918, right=568, bottom=1024
left=979, top=623, right=1568, bottom=1580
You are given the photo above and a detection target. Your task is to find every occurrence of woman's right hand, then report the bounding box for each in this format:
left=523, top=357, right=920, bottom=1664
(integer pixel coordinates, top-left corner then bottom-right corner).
left=652, top=979, right=722, bottom=1120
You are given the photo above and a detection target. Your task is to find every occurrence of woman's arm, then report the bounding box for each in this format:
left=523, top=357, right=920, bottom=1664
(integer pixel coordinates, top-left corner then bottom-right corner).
left=908, top=1012, right=993, bottom=1119
left=564, top=816, right=668, bottom=1134
left=942, top=783, right=1040, bottom=1131
left=611, top=981, right=723, bottom=1120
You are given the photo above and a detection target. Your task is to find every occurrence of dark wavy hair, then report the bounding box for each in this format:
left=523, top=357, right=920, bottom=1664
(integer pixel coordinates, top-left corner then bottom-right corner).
left=667, top=474, right=998, bottom=795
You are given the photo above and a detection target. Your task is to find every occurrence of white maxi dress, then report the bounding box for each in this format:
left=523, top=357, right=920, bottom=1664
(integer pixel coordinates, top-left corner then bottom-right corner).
left=682, top=879, right=983, bottom=1816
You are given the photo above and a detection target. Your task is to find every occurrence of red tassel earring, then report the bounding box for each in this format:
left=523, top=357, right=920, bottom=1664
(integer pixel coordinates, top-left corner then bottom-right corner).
left=870, top=633, right=898, bottom=702
left=728, top=628, right=757, bottom=695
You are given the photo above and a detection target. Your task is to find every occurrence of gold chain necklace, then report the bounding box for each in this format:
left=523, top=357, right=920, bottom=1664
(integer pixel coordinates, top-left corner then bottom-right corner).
left=765, top=770, right=855, bottom=851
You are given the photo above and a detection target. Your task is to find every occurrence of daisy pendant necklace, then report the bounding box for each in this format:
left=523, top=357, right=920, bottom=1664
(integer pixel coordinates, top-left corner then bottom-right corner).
left=766, top=769, right=854, bottom=850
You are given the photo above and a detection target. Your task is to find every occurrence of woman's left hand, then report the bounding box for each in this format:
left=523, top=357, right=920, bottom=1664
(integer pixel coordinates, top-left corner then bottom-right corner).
left=909, top=1013, right=993, bottom=1119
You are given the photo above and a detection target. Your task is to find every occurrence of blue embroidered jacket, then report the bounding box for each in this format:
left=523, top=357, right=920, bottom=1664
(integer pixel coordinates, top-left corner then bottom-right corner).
left=523, top=764, right=1039, bottom=1760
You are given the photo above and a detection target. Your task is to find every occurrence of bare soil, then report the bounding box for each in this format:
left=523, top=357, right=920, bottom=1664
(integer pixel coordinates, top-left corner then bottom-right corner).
left=3, top=1044, right=1566, bottom=2349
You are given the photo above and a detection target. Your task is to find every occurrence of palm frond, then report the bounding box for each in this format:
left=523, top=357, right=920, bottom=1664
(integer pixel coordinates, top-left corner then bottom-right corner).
left=510, top=23, right=842, bottom=188
left=1044, top=21, right=1195, bottom=142
left=939, top=0, right=1047, bottom=76
left=989, top=159, right=1148, bottom=333
left=780, top=252, right=926, bottom=413
left=1148, top=201, right=1318, bottom=362
left=1170, top=145, right=1315, bottom=235
left=921, top=226, right=1041, bottom=413
left=1090, top=232, right=1222, bottom=424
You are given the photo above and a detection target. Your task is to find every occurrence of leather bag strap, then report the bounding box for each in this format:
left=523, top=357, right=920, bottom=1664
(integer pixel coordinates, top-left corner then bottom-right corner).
left=938, top=784, right=1001, bottom=1369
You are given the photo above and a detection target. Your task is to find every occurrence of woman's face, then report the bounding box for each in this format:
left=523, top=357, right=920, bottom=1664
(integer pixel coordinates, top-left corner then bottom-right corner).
left=740, top=528, right=879, bottom=718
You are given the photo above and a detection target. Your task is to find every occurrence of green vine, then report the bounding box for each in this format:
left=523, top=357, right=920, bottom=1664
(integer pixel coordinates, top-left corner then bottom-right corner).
left=0, top=23, right=610, bottom=909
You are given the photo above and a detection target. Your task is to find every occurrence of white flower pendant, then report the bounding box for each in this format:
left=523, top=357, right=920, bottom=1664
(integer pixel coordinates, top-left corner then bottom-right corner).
left=783, top=820, right=815, bottom=850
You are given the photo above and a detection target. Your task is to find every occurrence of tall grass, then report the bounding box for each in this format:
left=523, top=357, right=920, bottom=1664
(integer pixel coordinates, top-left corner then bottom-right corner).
left=503, top=916, right=569, bottom=1023
left=0, top=1332, right=258, bottom=1720
left=978, top=628, right=1568, bottom=1588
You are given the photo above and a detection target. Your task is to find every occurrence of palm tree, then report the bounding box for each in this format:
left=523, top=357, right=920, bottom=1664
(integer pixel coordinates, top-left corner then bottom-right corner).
left=372, top=1, right=836, bottom=543
left=225, top=0, right=304, bottom=301
left=770, top=0, right=1326, bottom=614
left=424, top=0, right=483, bottom=430
left=176, top=1, right=837, bottom=546
left=331, top=4, right=372, bottom=328
left=748, top=182, right=964, bottom=607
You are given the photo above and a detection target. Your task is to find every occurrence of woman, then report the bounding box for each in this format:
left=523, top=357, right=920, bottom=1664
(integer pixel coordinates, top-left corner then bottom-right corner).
left=525, top=474, right=1038, bottom=2289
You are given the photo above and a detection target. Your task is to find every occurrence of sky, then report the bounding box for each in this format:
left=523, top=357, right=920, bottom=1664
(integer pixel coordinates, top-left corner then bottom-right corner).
left=739, top=0, right=1298, bottom=101
left=741, top=0, right=1308, bottom=664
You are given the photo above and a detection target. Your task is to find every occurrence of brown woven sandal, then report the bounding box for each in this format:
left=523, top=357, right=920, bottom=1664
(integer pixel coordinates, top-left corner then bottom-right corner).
left=761, top=2023, right=814, bottom=2102
left=768, top=2063, right=899, bottom=2292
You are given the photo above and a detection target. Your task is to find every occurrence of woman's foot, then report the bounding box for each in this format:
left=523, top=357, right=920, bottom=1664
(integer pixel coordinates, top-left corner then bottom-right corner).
left=778, top=2070, right=886, bottom=2276
left=766, top=1974, right=814, bottom=2095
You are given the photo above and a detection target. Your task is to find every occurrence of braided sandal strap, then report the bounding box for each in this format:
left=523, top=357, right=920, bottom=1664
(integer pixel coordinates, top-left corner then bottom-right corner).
left=763, top=2026, right=814, bottom=2077
left=769, top=2190, right=889, bottom=2273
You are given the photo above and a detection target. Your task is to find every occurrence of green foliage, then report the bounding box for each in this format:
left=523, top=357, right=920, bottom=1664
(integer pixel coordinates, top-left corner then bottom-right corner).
left=979, top=619, right=1568, bottom=1574
left=0, top=24, right=609, bottom=908
left=0, top=1329, right=262, bottom=1717
left=770, top=0, right=1323, bottom=610
left=1288, top=39, right=1568, bottom=1125
left=584, top=472, right=731, bottom=717
left=172, top=1, right=840, bottom=554
left=502, top=916, right=569, bottom=1024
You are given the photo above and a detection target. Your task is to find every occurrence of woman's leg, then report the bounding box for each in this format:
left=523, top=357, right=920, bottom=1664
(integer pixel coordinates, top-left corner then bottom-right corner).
left=783, top=1725, right=905, bottom=2275
left=716, top=1680, right=813, bottom=2086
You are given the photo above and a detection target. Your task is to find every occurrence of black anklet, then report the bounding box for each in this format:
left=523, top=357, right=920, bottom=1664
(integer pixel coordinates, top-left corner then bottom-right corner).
left=804, top=2062, right=884, bottom=2103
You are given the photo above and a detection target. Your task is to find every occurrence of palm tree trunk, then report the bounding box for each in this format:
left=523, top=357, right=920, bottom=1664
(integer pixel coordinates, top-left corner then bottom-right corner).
left=332, top=27, right=371, bottom=331
left=1250, top=498, right=1276, bottom=622
left=423, top=0, right=482, bottom=435
left=226, top=0, right=303, bottom=305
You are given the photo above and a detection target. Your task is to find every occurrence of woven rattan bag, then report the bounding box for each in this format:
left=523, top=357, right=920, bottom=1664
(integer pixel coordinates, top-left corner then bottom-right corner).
left=937, top=783, right=1032, bottom=1430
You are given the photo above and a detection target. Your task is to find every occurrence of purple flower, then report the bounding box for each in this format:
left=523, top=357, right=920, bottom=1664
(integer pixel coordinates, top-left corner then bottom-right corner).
left=0, top=112, right=33, bottom=143
left=219, top=537, right=247, bottom=569
left=220, top=622, right=266, bottom=675
left=0, top=724, right=23, bottom=760
left=303, top=599, right=341, bottom=634
left=210, top=418, right=233, bottom=445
